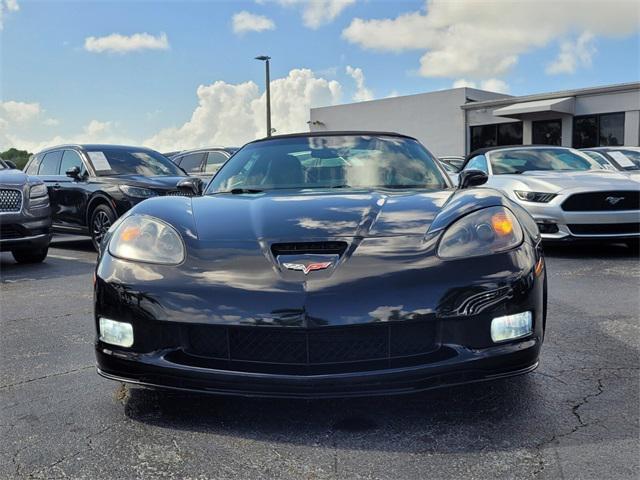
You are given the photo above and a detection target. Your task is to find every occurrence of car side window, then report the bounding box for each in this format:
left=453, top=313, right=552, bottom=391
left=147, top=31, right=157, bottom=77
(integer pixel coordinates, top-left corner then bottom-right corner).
left=59, top=150, right=86, bottom=175
left=205, top=151, right=229, bottom=173
left=25, top=154, right=42, bottom=174
left=465, top=155, right=488, bottom=174
left=38, top=151, right=63, bottom=175
left=179, top=153, right=206, bottom=173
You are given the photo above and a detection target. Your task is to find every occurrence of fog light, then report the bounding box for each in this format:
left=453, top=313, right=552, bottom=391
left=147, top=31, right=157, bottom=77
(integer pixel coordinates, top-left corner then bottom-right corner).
left=99, top=318, right=134, bottom=347
left=491, top=312, right=532, bottom=343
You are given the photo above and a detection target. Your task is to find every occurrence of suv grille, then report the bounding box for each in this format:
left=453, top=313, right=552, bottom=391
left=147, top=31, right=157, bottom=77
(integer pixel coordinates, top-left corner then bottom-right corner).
left=568, top=223, right=640, bottom=235
left=562, top=191, right=640, bottom=211
left=182, top=321, right=438, bottom=375
left=0, top=188, right=22, bottom=212
left=271, top=241, right=348, bottom=257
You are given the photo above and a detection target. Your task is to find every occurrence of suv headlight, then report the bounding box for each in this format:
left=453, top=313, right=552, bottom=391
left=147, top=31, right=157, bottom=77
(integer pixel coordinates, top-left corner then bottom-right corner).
left=119, top=185, right=158, bottom=198
left=514, top=191, right=556, bottom=203
left=108, top=215, right=185, bottom=265
left=438, top=206, right=523, bottom=259
left=29, top=183, right=48, bottom=199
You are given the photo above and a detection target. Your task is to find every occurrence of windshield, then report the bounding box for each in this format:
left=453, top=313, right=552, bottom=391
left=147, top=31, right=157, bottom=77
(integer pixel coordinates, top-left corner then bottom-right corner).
left=489, top=148, right=601, bottom=174
left=605, top=150, right=640, bottom=171
left=206, top=135, right=448, bottom=193
left=87, top=148, right=184, bottom=177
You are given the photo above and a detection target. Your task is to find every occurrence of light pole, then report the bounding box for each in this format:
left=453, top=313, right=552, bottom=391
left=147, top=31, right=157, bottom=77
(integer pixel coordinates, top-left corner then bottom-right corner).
left=255, top=55, right=272, bottom=137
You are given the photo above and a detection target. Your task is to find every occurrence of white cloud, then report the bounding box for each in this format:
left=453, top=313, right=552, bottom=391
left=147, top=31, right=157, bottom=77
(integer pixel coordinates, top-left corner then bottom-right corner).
left=232, top=11, right=275, bottom=34
left=546, top=31, right=596, bottom=74
left=0, top=0, right=19, bottom=30
left=277, top=0, right=356, bottom=29
left=145, top=68, right=342, bottom=152
left=452, top=78, right=510, bottom=93
left=43, top=118, right=60, bottom=126
left=345, top=65, right=373, bottom=102
left=0, top=101, right=41, bottom=123
left=84, top=32, right=169, bottom=54
left=343, top=0, right=639, bottom=79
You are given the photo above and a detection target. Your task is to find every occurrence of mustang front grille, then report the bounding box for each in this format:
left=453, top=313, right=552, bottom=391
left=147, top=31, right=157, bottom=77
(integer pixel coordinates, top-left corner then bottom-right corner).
left=568, top=223, right=640, bottom=235
left=183, top=321, right=439, bottom=374
left=0, top=188, right=22, bottom=213
left=562, top=191, right=640, bottom=211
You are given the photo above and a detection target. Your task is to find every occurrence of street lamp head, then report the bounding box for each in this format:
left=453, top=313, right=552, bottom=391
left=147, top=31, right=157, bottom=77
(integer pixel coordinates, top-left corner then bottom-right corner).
left=255, top=55, right=271, bottom=61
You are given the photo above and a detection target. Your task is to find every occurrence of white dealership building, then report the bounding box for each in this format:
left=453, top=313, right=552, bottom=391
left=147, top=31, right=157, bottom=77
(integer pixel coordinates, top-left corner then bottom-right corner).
left=309, top=82, right=640, bottom=157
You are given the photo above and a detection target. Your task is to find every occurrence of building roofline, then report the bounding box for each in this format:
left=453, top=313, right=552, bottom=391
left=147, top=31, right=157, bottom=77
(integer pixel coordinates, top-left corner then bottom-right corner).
left=248, top=130, right=417, bottom=143
left=461, top=82, right=640, bottom=110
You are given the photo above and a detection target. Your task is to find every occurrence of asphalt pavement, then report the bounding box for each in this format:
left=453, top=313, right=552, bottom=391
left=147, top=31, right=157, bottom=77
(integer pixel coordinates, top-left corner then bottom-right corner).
left=1, top=235, right=638, bottom=479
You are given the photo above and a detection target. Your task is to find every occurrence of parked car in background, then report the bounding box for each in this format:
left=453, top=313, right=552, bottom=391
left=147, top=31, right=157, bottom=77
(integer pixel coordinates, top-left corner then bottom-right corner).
left=438, top=159, right=460, bottom=184
left=162, top=151, right=183, bottom=159
left=24, top=144, right=198, bottom=250
left=169, top=147, right=238, bottom=181
left=438, top=155, right=465, bottom=172
left=462, top=146, right=640, bottom=247
left=0, top=157, right=51, bottom=263
left=581, top=147, right=640, bottom=175
left=94, top=131, right=546, bottom=398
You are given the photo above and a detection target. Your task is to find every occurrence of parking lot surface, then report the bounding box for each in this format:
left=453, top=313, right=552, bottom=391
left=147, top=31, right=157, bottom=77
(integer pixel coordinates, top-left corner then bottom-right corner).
left=1, top=235, right=638, bottom=479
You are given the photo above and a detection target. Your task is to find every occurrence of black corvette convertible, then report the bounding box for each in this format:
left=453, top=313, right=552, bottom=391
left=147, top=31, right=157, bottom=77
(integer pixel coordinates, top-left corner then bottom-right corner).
left=94, top=131, right=546, bottom=398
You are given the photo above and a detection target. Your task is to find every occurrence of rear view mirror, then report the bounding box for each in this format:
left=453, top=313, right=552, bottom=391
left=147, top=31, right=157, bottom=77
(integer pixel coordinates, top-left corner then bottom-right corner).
left=5, top=160, right=17, bottom=169
left=66, top=166, right=82, bottom=180
left=458, top=169, right=488, bottom=189
left=177, top=177, right=204, bottom=196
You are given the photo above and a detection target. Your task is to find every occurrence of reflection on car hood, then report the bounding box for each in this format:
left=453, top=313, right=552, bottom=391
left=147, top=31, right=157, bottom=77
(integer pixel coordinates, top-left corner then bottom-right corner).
left=191, top=189, right=454, bottom=241
left=492, top=170, right=639, bottom=193
left=96, top=174, right=187, bottom=190
left=0, top=169, right=29, bottom=186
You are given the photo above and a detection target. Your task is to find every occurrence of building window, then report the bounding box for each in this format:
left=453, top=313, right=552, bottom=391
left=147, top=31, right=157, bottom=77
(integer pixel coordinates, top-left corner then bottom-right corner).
left=532, top=119, right=562, bottom=146
left=573, top=112, right=625, bottom=148
left=470, top=122, right=522, bottom=152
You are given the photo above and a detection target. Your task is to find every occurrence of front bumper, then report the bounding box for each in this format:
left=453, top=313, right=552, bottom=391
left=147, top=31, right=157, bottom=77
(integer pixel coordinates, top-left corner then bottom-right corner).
left=0, top=210, right=51, bottom=252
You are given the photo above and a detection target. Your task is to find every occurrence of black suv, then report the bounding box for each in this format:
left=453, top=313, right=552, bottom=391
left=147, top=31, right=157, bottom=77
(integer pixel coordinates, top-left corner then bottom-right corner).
left=0, top=158, right=52, bottom=263
left=169, top=147, right=237, bottom=182
left=24, top=144, right=197, bottom=250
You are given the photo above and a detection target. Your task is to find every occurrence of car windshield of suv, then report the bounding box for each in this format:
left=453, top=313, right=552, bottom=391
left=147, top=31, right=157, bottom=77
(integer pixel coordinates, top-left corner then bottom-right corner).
left=489, top=148, right=601, bottom=174
left=88, top=148, right=184, bottom=177
left=206, top=135, right=448, bottom=193
left=605, top=150, right=640, bottom=171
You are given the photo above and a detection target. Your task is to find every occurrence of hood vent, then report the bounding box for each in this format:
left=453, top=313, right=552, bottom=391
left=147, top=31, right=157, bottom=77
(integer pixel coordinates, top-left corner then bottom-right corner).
left=271, top=241, right=348, bottom=257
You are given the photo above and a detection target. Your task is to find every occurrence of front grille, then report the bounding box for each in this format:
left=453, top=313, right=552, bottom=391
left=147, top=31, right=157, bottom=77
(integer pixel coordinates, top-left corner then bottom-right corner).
left=271, top=241, right=348, bottom=257
left=562, top=191, right=640, bottom=211
left=0, top=188, right=22, bottom=212
left=568, top=223, right=640, bottom=235
left=0, top=224, right=24, bottom=240
left=183, top=321, right=438, bottom=375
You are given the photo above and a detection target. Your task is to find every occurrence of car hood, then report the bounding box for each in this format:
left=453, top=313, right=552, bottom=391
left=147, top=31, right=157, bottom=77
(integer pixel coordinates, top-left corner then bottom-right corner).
left=0, top=168, right=29, bottom=186
left=96, top=174, right=187, bottom=190
left=492, top=170, right=638, bottom=193
left=191, top=189, right=455, bottom=241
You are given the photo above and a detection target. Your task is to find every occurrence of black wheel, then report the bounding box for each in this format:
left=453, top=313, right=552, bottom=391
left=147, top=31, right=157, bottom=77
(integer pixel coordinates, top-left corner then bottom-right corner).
left=90, top=204, right=116, bottom=251
left=12, top=246, right=49, bottom=264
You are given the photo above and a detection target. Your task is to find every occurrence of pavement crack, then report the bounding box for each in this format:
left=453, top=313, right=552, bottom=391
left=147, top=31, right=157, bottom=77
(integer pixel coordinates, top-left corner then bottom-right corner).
left=0, top=365, right=94, bottom=390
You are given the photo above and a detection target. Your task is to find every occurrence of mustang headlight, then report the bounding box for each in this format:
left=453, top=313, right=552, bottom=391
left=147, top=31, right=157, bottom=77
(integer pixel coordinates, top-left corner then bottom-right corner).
left=108, top=215, right=185, bottom=264
left=514, top=191, right=556, bottom=203
left=29, top=183, right=48, bottom=199
left=119, top=185, right=158, bottom=198
left=438, top=206, right=523, bottom=259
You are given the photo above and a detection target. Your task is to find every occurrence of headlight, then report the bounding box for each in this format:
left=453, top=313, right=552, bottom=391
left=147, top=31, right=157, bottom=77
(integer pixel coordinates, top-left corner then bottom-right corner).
left=514, top=191, right=556, bottom=203
left=29, top=183, right=48, bottom=199
left=438, top=206, right=523, bottom=259
left=119, top=185, right=158, bottom=198
left=108, top=215, right=185, bottom=264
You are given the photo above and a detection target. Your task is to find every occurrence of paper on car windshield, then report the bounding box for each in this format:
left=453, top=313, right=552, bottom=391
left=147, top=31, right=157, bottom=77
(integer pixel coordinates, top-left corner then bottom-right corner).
left=88, top=151, right=112, bottom=172
left=608, top=151, right=635, bottom=168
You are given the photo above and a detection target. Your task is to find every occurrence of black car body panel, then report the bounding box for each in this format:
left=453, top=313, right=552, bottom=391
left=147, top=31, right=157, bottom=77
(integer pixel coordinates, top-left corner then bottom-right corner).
left=94, top=132, right=546, bottom=398
left=0, top=166, right=51, bottom=254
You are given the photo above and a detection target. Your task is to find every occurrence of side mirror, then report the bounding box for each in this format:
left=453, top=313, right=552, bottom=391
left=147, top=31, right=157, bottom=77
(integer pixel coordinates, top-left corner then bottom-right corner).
left=458, top=169, right=488, bottom=189
left=5, top=160, right=17, bottom=169
left=66, top=166, right=82, bottom=180
left=177, top=177, right=204, bottom=196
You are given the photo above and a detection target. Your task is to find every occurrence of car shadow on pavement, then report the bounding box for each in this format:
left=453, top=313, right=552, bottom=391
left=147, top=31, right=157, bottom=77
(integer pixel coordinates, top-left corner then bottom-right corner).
left=543, top=242, right=638, bottom=259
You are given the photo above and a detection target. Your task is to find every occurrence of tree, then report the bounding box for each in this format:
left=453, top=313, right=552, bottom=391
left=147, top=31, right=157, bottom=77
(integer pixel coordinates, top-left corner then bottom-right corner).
left=0, top=148, right=32, bottom=170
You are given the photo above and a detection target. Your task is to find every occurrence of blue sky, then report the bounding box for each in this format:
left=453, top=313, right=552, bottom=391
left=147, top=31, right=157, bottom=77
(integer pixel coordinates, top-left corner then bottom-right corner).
left=1, top=0, right=639, bottom=151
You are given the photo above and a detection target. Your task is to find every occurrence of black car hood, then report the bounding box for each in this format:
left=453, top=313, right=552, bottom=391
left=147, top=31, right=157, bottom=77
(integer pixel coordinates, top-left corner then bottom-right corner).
left=96, top=174, right=187, bottom=190
left=0, top=169, right=29, bottom=186
left=191, top=189, right=454, bottom=240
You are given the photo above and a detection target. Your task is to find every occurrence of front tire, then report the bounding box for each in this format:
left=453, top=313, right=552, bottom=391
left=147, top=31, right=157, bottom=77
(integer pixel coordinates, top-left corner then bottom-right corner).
left=12, top=247, right=49, bottom=264
left=90, top=204, right=116, bottom=252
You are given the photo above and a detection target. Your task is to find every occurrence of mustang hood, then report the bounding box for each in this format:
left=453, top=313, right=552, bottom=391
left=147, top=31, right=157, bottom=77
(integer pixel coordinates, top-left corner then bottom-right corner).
left=495, top=170, right=638, bottom=193
left=191, top=190, right=454, bottom=241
